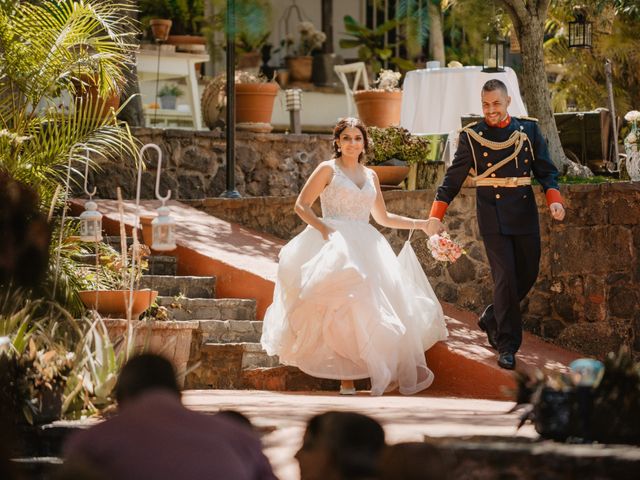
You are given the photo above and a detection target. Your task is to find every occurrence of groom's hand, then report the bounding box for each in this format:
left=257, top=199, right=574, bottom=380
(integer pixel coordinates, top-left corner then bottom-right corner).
left=426, top=217, right=446, bottom=237
left=550, top=202, right=565, bottom=221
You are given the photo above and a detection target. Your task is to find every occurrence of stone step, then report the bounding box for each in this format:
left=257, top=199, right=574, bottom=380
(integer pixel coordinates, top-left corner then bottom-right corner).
left=71, top=253, right=177, bottom=276
left=185, top=342, right=278, bottom=389
left=102, top=235, right=133, bottom=251
left=147, top=255, right=177, bottom=276
left=184, top=338, right=372, bottom=391
left=198, top=320, right=262, bottom=343
left=156, top=296, right=256, bottom=320
left=140, top=275, right=216, bottom=298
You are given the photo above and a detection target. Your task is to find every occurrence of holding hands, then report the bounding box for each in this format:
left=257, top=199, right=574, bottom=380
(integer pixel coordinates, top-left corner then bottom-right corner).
left=425, top=217, right=446, bottom=237
left=550, top=202, right=565, bottom=221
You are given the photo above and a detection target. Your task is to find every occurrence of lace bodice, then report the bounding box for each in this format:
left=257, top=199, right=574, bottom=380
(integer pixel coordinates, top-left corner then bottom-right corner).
left=320, top=160, right=376, bottom=222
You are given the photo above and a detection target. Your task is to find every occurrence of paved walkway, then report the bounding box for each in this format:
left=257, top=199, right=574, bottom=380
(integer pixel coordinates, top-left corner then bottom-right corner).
left=182, top=390, right=536, bottom=480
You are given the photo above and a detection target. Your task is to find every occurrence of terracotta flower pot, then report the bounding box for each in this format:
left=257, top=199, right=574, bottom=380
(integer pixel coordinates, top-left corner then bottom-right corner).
left=150, top=19, right=172, bottom=42
left=235, top=82, right=279, bottom=125
left=368, top=165, right=410, bottom=186
left=286, top=56, right=313, bottom=83
left=354, top=90, right=403, bottom=128
left=72, top=74, right=120, bottom=119
left=79, top=289, right=158, bottom=319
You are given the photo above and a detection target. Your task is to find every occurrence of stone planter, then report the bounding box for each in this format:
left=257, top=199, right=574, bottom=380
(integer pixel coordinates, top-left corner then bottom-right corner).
left=354, top=90, right=402, bottom=128
left=78, top=289, right=158, bottom=320
left=159, top=95, right=177, bottom=110
left=286, top=56, right=313, bottom=83
left=104, top=319, right=198, bottom=388
left=368, top=165, right=410, bottom=187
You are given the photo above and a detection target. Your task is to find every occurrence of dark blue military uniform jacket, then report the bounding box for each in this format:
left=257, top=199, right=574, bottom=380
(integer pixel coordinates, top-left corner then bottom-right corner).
left=435, top=117, right=560, bottom=236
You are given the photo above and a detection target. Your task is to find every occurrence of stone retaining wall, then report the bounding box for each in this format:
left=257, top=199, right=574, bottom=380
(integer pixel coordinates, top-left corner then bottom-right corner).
left=189, top=182, right=640, bottom=359
left=84, top=128, right=332, bottom=199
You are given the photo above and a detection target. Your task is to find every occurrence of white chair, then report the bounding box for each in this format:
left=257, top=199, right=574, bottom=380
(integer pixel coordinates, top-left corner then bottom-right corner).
left=334, top=62, right=369, bottom=117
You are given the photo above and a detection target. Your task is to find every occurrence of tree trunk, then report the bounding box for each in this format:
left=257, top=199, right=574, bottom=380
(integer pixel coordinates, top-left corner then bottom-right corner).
left=516, top=21, right=568, bottom=171
left=117, top=7, right=144, bottom=127
left=499, top=0, right=590, bottom=175
left=428, top=2, right=445, bottom=65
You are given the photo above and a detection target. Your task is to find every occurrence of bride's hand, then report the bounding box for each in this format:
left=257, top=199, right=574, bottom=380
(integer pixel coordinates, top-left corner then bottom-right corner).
left=319, top=224, right=336, bottom=241
left=424, top=218, right=446, bottom=237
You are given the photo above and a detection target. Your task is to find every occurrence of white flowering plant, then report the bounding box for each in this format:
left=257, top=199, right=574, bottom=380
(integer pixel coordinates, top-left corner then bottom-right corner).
left=279, top=21, right=326, bottom=57
left=624, top=110, right=640, bottom=148
left=373, top=69, right=402, bottom=92
left=623, top=110, right=640, bottom=180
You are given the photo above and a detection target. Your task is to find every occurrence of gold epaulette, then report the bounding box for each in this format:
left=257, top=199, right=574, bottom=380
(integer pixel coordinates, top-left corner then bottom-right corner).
left=517, top=116, right=538, bottom=122
left=459, top=121, right=478, bottom=133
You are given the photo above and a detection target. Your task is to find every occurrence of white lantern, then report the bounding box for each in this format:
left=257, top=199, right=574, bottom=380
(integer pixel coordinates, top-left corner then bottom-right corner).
left=151, top=205, right=176, bottom=251
left=79, top=200, right=103, bottom=242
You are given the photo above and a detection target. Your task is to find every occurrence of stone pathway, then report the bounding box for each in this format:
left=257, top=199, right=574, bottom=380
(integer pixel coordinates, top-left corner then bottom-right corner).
left=181, top=389, right=536, bottom=480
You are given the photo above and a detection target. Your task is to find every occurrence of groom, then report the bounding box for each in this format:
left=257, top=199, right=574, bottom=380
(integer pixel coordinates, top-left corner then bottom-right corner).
left=426, top=79, right=565, bottom=370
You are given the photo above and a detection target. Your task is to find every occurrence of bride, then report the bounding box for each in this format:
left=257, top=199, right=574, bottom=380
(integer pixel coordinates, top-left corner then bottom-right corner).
left=260, top=117, right=448, bottom=396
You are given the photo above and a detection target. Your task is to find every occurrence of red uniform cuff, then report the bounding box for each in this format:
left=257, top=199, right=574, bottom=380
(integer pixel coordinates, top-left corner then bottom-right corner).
left=545, top=188, right=563, bottom=206
left=429, top=200, right=448, bottom=220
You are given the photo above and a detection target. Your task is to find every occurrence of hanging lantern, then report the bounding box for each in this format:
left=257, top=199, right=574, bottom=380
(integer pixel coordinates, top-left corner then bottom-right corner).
left=151, top=205, right=176, bottom=251
left=568, top=8, right=592, bottom=49
left=79, top=200, right=103, bottom=242
left=482, top=30, right=507, bottom=73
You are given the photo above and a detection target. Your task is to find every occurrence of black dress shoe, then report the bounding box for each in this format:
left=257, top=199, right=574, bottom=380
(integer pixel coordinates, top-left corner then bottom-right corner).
left=477, top=319, right=498, bottom=350
left=497, top=352, right=516, bottom=370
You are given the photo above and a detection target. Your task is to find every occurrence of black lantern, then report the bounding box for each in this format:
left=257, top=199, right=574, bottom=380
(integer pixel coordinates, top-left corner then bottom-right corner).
left=482, top=30, right=507, bottom=73
left=568, top=8, right=592, bottom=49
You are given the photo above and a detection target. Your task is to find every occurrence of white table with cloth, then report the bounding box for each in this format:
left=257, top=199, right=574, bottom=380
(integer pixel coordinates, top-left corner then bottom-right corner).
left=400, top=66, right=527, bottom=134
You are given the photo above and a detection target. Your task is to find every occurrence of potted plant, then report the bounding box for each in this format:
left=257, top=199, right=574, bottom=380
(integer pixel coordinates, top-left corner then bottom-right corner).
left=203, top=0, right=272, bottom=67
left=78, top=239, right=158, bottom=320
left=355, top=69, right=403, bottom=128
left=367, top=126, right=433, bottom=187
left=139, top=0, right=203, bottom=44
left=201, top=70, right=279, bottom=132
left=158, top=84, right=184, bottom=109
left=339, top=15, right=415, bottom=76
left=279, top=21, right=326, bottom=83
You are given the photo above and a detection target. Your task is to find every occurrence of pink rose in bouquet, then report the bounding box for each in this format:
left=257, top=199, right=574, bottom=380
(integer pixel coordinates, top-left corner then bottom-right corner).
left=428, top=232, right=465, bottom=263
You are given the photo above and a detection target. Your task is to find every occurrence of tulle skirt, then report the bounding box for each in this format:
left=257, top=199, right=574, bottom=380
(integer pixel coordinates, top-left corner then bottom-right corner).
left=261, top=219, right=448, bottom=395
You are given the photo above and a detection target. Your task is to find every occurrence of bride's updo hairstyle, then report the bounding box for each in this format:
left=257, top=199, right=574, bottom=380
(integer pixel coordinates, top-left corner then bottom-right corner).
left=333, top=117, right=369, bottom=163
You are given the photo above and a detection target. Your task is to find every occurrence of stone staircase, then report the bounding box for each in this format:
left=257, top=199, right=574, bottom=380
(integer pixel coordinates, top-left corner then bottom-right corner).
left=138, top=273, right=362, bottom=391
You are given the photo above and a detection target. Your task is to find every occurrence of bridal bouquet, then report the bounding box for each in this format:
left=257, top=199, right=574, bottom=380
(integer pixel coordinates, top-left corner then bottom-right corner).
left=428, top=232, right=465, bottom=263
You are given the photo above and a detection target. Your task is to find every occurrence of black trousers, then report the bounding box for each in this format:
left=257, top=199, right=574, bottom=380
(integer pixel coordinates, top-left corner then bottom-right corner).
left=480, top=233, right=541, bottom=354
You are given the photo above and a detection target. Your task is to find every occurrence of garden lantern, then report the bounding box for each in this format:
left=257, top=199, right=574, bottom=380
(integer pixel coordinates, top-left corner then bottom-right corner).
left=482, top=30, right=507, bottom=73
left=151, top=205, right=176, bottom=251
left=138, top=143, right=176, bottom=252
left=79, top=200, right=103, bottom=242
left=285, top=88, right=302, bottom=134
left=79, top=156, right=102, bottom=242
left=568, top=8, right=592, bottom=49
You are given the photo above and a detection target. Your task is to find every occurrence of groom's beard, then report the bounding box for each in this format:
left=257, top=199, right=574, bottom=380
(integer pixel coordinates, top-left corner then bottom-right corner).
left=485, top=114, right=510, bottom=128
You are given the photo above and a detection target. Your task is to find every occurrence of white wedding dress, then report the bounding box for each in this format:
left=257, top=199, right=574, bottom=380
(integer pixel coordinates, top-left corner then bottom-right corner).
left=261, top=160, right=448, bottom=395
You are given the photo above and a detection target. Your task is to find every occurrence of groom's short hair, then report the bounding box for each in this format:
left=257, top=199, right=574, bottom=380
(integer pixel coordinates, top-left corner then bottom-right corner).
left=482, top=79, right=508, bottom=97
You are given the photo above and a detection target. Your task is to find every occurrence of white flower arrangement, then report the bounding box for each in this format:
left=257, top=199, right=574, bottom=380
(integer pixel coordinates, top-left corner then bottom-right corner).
left=280, top=21, right=326, bottom=57
left=624, top=110, right=640, bottom=123
left=374, top=69, right=402, bottom=92
left=623, top=110, right=640, bottom=180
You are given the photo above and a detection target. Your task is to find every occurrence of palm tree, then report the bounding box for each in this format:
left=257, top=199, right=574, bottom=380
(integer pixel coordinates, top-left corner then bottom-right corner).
left=0, top=0, right=140, bottom=208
